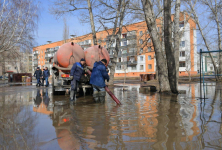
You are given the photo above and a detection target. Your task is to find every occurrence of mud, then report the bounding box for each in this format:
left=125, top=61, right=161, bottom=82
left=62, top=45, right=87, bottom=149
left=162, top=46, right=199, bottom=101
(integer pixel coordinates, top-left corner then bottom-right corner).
left=0, top=83, right=222, bottom=150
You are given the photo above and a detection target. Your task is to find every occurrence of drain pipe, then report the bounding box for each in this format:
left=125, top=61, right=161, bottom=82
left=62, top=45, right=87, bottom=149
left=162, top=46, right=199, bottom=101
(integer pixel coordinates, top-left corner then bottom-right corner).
left=86, top=69, right=121, bottom=105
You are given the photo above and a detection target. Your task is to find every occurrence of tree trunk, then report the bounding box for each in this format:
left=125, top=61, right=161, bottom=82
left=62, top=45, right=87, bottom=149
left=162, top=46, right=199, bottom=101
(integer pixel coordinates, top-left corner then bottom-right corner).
left=174, top=0, right=181, bottom=88
left=141, top=0, right=171, bottom=93
left=108, top=0, right=127, bottom=85
left=164, top=0, right=178, bottom=93
left=215, top=3, right=222, bottom=79
left=87, top=0, right=97, bottom=45
left=109, top=61, right=116, bottom=85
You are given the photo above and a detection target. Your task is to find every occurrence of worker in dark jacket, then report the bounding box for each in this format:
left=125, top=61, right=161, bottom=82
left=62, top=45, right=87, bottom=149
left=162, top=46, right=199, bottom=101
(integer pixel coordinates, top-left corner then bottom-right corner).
left=43, top=67, right=50, bottom=87
left=34, top=67, right=42, bottom=87
left=70, top=58, right=86, bottom=101
left=90, top=59, right=109, bottom=103
left=41, top=68, right=45, bottom=86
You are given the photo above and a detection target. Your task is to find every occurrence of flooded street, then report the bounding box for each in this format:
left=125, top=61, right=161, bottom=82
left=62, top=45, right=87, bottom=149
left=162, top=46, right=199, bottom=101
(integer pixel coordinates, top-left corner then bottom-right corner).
left=0, top=83, right=222, bottom=150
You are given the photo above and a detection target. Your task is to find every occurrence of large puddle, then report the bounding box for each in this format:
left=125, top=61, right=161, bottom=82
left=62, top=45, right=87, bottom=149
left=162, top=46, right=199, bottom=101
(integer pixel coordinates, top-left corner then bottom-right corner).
left=0, top=83, right=222, bottom=150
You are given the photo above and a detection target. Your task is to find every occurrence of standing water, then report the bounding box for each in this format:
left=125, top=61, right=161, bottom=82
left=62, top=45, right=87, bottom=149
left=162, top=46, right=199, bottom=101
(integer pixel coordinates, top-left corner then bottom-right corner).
left=0, top=83, right=221, bottom=150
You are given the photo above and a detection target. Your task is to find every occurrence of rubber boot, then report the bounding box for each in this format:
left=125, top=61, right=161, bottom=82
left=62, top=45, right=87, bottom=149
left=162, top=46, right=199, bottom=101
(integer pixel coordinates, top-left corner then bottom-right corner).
left=70, top=90, right=75, bottom=101
left=93, top=91, right=99, bottom=103
left=98, top=91, right=106, bottom=103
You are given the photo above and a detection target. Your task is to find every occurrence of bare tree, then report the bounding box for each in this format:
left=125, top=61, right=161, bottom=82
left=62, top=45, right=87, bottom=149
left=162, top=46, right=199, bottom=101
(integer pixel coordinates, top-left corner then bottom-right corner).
left=184, top=0, right=220, bottom=80
left=98, top=0, right=129, bottom=85
left=50, top=0, right=98, bottom=45
left=200, top=0, right=222, bottom=77
left=63, top=18, right=69, bottom=43
left=0, top=0, right=39, bottom=54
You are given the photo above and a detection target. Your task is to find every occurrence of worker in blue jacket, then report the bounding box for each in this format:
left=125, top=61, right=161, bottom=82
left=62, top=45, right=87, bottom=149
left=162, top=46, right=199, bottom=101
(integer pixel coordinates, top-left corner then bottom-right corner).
left=70, top=58, right=86, bottom=101
left=90, top=59, right=109, bottom=103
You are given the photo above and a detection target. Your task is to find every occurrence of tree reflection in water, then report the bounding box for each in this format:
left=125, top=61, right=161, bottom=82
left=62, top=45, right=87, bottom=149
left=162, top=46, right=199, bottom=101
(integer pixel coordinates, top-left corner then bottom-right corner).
left=0, top=89, right=39, bottom=150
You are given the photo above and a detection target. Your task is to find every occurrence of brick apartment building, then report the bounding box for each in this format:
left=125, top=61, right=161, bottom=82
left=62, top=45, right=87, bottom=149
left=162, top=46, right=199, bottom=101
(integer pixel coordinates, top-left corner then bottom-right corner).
left=33, top=13, right=198, bottom=77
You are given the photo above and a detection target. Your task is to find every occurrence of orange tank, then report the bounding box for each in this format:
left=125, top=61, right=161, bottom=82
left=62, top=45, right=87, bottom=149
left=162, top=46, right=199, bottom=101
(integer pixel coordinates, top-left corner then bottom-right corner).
left=56, top=42, right=84, bottom=68
left=84, top=45, right=110, bottom=69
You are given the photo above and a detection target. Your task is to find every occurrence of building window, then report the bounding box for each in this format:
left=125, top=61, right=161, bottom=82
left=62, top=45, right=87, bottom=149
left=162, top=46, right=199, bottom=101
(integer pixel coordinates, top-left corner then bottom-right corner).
left=140, top=65, right=144, bottom=70
left=111, top=42, right=116, bottom=47
left=179, top=23, right=184, bottom=28
left=146, top=30, right=149, bottom=34
left=8, top=67, right=10, bottom=70
left=122, top=34, right=127, bottom=38
left=131, top=66, right=137, bottom=70
left=116, top=65, right=121, bottom=70
left=180, top=41, right=185, bottom=47
left=122, top=40, right=127, bottom=46
left=140, top=56, right=143, bottom=61
left=180, top=51, right=185, bottom=57
left=122, top=50, right=127, bottom=54
left=157, top=27, right=160, bottom=32
left=118, top=58, right=121, bottom=62
left=148, top=64, right=152, bottom=69
left=148, top=47, right=151, bottom=52
left=129, top=57, right=135, bottom=62
left=140, top=48, right=143, bottom=53
left=139, top=39, right=143, bottom=44
left=139, top=31, right=143, bottom=36
left=148, top=55, right=152, bottom=60
left=15, top=67, right=17, bottom=69
left=210, top=67, right=213, bottom=70
left=179, top=61, right=186, bottom=67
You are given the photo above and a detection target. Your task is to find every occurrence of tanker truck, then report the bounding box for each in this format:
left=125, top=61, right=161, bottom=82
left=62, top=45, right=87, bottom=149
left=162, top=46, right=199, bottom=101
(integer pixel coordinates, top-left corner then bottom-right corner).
left=51, top=42, right=110, bottom=95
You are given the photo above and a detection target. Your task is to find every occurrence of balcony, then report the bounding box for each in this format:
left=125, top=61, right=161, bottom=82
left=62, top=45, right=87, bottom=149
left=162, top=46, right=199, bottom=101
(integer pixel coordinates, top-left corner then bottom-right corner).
left=121, top=50, right=128, bottom=56
left=120, top=45, right=127, bottom=49
left=127, top=60, right=137, bottom=66
left=128, top=51, right=137, bottom=56
left=34, top=61, right=38, bottom=65
left=116, top=62, right=127, bottom=65
left=127, top=41, right=137, bottom=47
left=45, top=53, right=53, bottom=58
left=126, top=35, right=137, bottom=40
left=45, top=50, right=50, bottom=54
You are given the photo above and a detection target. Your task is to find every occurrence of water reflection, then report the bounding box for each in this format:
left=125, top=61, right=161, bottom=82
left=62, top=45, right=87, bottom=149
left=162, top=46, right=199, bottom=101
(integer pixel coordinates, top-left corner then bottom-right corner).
left=0, top=83, right=222, bottom=149
left=0, top=88, right=38, bottom=150
left=33, top=89, right=52, bottom=115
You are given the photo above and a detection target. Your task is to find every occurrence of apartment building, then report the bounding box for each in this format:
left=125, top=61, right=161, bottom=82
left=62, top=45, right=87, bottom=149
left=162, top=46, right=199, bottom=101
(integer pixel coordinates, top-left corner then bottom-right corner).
left=33, top=13, right=198, bottom=77
left=0, top=47, right=33, bottom=76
